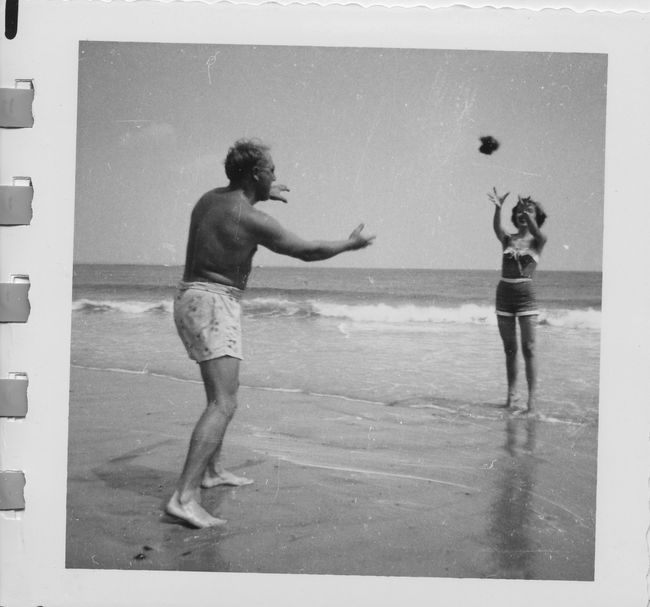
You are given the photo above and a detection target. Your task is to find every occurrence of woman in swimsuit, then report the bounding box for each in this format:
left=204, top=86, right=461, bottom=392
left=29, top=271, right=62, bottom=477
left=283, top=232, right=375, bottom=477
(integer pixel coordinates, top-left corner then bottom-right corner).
left=488, top=187, right=548, bottom=412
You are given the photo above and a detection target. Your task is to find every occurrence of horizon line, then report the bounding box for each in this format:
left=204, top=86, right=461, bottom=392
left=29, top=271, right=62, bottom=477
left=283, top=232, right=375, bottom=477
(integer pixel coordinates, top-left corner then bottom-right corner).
left=72, top=262, right=603, bottom=273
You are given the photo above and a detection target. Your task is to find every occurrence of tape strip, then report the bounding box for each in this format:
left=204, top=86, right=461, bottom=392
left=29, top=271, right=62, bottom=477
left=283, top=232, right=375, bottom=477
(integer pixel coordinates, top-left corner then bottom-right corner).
left=0, top=471, right=25, bottom=510
left=0, top=79, right=34, bottom=128
left=0, top=177, right=33, bottom=225
left=0, top=275, right=30, bottom=322
left=0, top=373, right=28, bottom=417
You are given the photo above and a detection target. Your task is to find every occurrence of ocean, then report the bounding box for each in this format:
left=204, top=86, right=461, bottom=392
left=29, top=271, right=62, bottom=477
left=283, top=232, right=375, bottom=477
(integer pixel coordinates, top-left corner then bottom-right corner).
left=71, top=264, right=601, bottom=425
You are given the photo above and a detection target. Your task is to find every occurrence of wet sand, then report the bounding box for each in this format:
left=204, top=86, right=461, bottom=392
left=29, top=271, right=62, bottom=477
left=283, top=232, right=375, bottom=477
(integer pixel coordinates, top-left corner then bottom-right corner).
left=66, top=367, right=596, bottom=579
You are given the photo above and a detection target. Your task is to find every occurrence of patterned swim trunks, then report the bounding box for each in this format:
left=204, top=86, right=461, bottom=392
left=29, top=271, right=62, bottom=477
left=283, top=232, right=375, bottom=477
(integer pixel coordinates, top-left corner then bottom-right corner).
left=173, top=281, right=244, bottom=362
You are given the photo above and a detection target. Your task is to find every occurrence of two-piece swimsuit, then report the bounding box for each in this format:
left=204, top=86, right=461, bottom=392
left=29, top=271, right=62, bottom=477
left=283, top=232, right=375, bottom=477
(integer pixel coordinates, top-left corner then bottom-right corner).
left=495, top=237, right=540, bottom=317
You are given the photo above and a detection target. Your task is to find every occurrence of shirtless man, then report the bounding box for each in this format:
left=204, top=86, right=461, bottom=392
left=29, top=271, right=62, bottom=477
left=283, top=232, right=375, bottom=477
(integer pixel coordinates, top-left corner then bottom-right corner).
left=166, top=138, right=375, bottom=528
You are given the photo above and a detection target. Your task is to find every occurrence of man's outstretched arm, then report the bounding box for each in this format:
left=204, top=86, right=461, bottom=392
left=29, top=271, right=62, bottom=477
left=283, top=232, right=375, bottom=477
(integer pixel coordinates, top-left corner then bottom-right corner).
left=250, top=211, right=375, bottom=262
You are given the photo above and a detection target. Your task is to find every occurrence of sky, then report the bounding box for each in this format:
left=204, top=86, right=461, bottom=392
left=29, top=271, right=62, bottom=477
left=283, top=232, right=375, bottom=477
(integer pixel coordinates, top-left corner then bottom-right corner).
left=74, top=42, right=607, bottom=271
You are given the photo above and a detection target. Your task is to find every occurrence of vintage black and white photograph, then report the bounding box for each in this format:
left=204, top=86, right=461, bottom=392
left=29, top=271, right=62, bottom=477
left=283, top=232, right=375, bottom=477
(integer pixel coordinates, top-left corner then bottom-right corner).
left=65, top=40, right=605, bottom=580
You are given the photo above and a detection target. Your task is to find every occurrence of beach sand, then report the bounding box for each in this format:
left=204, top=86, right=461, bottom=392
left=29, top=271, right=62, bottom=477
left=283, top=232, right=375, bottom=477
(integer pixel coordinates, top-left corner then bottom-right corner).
left=66, top=367, right=596, bottom=579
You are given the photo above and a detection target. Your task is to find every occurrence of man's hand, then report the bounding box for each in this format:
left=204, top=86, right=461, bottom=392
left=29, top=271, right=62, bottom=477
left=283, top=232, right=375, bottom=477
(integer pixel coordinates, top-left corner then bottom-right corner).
left=269, top=184, right=290, bottom=203
left=488, top=187, right=509, bottom=208
left=348, top=223, right=376, bottom=250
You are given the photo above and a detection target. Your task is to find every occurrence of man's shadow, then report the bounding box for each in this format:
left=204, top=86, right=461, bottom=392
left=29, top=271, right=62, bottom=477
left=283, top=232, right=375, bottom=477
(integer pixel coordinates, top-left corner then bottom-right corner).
left=90, top=439, right=233, bottom=528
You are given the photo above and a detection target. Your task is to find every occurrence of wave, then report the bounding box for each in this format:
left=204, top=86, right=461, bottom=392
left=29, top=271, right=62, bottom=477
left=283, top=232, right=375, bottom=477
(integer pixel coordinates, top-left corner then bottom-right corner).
left=314, top=302, right=495, bottom=324
left=72, top=296, right=601, bottom=330
left=538, top=308, right=601, bottom=330
left=244, top=296, right=318, bottom=318
left=311, top=301, right=601, bottom=330
left=72, top=298, right=173, bottom=314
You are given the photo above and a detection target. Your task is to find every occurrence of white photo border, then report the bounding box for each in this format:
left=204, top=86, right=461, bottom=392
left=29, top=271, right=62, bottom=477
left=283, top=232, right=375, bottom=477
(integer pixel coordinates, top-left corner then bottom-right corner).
left=0, top=2, right=648, bottom=606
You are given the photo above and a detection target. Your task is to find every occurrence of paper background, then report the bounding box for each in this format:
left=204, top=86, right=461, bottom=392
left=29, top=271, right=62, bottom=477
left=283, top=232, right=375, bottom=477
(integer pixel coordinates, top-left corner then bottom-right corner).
left=0, top=2, right=648, bottom=605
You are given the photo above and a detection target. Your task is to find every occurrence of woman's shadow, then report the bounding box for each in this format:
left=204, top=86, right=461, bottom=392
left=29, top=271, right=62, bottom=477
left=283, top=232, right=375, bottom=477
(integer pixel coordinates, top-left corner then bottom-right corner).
left=487, top=415, right=539, bottom=579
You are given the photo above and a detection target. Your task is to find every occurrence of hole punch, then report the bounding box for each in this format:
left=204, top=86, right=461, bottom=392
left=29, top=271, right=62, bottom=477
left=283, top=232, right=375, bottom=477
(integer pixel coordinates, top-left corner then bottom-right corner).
left=0, top=176, right=33, bottom=225
left=0, top=372, right=28, bottom=418
left=0, top=471, right=25, bottom=510
left=0, top=274, right=30, bottom=322
left=0, top=79, right=34, bottom=128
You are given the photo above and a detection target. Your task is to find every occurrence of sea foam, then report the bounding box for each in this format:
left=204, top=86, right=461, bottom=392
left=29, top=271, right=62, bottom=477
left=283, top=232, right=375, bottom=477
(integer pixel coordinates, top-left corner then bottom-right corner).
left=72, top=298, right=172, bottom=314
left=72, top=295, right=601, bottom=330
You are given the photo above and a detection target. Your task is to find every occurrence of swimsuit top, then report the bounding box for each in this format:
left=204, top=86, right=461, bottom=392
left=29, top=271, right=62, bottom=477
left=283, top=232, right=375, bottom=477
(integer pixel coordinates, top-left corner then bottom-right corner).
left=501, top=237, right=539, bottom=279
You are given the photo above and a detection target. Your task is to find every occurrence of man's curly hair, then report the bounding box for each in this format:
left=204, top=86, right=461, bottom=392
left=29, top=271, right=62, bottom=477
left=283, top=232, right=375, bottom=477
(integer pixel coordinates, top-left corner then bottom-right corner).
left=224, top=138, right=271, bottom=182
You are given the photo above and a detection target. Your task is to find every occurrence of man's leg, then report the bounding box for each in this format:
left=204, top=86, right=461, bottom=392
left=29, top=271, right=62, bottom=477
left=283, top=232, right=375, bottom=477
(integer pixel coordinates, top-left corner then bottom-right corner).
left=165, top=356, right=240, bottom=528
left=200, top=358, right=253, bottom=488
left=497, top=315, right=518, bottom=407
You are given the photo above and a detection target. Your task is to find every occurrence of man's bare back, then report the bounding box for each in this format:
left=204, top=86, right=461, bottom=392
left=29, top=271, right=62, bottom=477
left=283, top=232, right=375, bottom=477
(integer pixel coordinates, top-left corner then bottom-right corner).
left=182, top=187, right=262, bottom=290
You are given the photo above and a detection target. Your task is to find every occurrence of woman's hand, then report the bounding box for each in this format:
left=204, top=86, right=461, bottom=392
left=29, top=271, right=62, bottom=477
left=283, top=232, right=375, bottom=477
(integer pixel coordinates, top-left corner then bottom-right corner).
left=488, top=187, right=509, bottom=209
left=269, top=184, right=290, bottom=203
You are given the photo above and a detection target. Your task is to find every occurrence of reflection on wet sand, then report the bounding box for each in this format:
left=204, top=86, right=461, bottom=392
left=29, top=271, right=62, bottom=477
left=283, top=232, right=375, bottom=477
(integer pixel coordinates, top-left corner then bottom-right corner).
left=488, top=416, right=538, bottom=579
left=67, top=368, right=596, bottom=577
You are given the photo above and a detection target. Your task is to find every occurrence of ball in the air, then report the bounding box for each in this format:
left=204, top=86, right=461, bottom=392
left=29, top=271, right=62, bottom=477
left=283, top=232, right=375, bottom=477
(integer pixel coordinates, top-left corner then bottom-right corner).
left=479, top=136, right=500, bottom=155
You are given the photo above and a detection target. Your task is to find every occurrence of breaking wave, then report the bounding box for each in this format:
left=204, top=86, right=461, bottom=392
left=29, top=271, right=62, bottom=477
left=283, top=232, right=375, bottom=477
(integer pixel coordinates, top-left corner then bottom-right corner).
left=72, top=295, right=600, bottom=330
left=72, top=298, right=172, bottom=314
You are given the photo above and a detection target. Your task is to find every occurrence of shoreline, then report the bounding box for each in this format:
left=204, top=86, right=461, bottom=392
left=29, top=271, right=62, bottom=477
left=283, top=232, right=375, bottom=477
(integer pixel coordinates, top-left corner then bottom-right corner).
left=69, top=363, right=599, bottom=426
left=73, top=262, right=605, bottom=275
left=66, top=366, right=597, bottom=579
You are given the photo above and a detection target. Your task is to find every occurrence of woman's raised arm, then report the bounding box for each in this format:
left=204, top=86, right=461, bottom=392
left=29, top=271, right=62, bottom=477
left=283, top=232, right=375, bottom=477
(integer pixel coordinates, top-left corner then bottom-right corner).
left=488, top=187, right=509, bottom=244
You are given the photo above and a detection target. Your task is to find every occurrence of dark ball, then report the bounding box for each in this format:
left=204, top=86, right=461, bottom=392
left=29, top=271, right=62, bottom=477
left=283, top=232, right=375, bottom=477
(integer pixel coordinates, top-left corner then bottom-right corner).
left=479, top=136, right=500, bottom=155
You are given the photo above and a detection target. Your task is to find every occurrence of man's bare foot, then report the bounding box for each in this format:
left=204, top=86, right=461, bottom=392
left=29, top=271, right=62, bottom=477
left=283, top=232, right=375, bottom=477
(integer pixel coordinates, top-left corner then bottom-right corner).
left=201, top=469, right=254, bottom=489
left=165, top=491, right=227, bottom=528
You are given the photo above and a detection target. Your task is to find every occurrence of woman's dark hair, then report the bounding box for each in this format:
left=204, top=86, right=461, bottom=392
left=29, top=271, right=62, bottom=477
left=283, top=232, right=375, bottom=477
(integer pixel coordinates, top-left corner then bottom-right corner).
left=224, top=138, right=270, bottom=182
left=511, top=196, right=547, bottom=227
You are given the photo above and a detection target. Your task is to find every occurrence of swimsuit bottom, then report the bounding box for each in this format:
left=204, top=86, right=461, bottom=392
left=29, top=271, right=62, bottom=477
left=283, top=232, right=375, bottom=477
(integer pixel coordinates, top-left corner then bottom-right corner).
left=495, top=279, right=539, bottom=318
left=173, top=281, right=244, bottom=362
